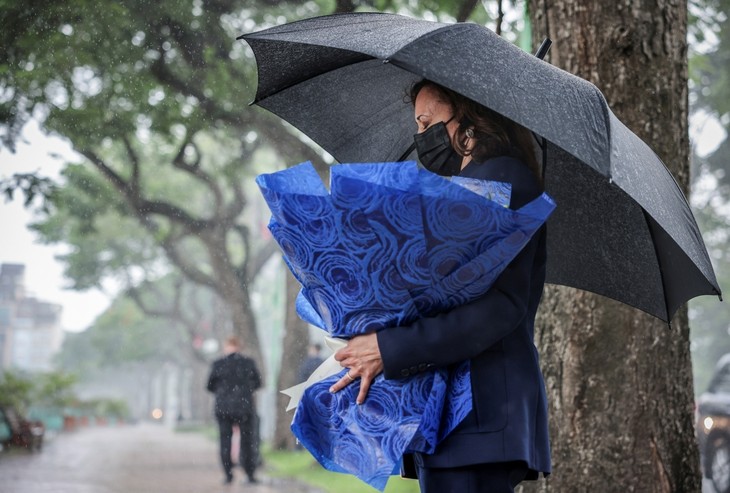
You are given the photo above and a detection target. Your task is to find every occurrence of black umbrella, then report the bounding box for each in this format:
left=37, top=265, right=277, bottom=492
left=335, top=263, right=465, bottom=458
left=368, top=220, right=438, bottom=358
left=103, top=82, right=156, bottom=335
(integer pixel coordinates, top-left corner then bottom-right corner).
left=239, top=12, right=721, bottom=322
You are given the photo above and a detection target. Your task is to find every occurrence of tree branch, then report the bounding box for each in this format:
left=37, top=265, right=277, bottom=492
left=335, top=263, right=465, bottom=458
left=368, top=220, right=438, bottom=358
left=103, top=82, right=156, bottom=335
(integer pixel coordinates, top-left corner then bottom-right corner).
left=80, top=147, right=213, bottom=233
left=148, top=55, right=327, bottom=167
left=122, top=135, right=141, bottom=195
left=225, top=179, right=247, bottom=224
left=127, top=283, right=176, bottom=319
left=457, top=0, right=480, bottom=22
left=126, top=279, right=209, bottom=364
left=246, top=237, right=279, bottom=281
left=79, top=148, right=135, bottom=199
left=159, top=230, right=221, bottom=292
left=334, top=0, right=357, bottom=13
left=495, top=0, right=504, bottom=36
left=220, top=155, right=248, bottom=226
left=171, top=136, right=224, bottom=211
left=230, top=223, right=251, bottom=283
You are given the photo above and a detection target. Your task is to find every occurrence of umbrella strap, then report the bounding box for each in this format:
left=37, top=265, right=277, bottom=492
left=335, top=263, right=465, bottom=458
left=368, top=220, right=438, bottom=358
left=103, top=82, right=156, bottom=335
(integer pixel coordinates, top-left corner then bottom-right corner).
left=397, top=142, right=416, bottom=162
left=531, top=133, right=548, bottom=182
left=541, top=136, right=547, bottom=182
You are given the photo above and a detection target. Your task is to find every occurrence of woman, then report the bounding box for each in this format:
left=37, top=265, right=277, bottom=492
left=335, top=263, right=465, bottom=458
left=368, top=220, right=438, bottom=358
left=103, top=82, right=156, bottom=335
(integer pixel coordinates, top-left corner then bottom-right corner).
left=329, top=80, right=551, bottom=493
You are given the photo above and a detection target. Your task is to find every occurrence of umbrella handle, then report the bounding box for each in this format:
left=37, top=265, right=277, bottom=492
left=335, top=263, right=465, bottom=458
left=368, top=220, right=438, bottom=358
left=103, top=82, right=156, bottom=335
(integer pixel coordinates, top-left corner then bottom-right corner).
left=534, top=38, right=552, bottom=60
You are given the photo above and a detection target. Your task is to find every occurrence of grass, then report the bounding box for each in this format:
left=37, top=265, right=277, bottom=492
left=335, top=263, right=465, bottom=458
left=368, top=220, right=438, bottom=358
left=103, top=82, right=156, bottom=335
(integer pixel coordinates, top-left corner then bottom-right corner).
left=178, top=423, right=419, bottom=493
left=262, top=446, right=420, bottom=493
left=175, top=422, right=218, bottom=441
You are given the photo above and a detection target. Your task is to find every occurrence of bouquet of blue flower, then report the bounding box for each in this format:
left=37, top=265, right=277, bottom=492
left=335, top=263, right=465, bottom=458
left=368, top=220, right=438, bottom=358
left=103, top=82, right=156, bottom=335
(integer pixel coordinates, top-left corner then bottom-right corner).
left=256, top=161, right=555, bottom=490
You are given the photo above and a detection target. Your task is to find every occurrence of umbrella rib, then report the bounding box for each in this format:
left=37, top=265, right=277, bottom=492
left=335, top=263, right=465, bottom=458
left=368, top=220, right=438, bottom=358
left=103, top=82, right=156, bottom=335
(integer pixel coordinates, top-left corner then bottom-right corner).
left=641, top=209, right=671, bottom=323
left=252, top=53, right=376, bottom=105
left=241, top=13, right=412, bottom=39
left=591, top=85, right=614, bottom=180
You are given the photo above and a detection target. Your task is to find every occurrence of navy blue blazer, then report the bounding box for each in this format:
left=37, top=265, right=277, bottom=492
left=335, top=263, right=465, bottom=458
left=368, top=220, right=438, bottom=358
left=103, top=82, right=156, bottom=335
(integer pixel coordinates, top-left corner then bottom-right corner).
left=377, top=156, right=551, bottom=477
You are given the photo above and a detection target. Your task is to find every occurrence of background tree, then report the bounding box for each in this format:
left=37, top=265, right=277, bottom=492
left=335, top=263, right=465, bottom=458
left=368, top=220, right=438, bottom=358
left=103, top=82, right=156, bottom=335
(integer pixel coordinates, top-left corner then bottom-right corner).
left=689, top=0, right=730, bottom=193
left=56, top=275, right=221, bottom=420
left=0, top=0, right=499, bottom=450
left=0, top=371, right=36, bottom=415
left=526, top=0, right=701, bottom=491
left=58, top=284, right=198, bottom=371
left=687, top=0, right=730, bottom=394
left=0, top=0, right=325, bottom=445
left=6, top=0, right=722, bottom=473
left=0, top=0, right=339, bottom=371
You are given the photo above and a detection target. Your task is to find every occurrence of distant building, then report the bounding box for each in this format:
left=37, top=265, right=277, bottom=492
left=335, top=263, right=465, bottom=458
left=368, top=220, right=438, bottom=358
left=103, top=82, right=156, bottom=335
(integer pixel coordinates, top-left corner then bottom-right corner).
left=0, top=263, right=25, bottom=301
left=0, top=263, right=63, bottom=371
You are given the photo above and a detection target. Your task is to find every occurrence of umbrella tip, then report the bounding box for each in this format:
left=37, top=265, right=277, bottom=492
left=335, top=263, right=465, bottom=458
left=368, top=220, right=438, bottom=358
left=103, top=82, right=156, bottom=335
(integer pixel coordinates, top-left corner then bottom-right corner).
left=534, top=38, right=552, bottom=60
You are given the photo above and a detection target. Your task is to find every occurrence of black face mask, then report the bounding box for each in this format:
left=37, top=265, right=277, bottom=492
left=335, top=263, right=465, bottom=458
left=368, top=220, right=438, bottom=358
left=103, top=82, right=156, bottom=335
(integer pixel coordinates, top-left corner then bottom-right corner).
left=413, top=121, right=463, bottom=177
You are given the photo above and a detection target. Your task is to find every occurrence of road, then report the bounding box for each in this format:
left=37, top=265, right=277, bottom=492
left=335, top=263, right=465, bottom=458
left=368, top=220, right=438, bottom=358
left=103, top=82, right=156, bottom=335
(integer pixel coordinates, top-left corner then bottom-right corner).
left=0, top=423, right=320, bottom=493
left=1, top=423, right=715, bottom=493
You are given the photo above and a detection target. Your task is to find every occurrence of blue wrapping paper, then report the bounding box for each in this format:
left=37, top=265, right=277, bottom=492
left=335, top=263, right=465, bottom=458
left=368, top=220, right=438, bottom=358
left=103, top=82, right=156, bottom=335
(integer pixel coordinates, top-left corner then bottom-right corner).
left=256, top=161, right=555, bottom=490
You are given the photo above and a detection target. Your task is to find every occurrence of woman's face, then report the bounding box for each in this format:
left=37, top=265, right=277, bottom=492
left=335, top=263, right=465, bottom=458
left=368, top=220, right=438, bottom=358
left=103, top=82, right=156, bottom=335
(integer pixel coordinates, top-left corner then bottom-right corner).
left=414, top=85, right=459, bottom=138
left=414, top=85, right=472, bottom=168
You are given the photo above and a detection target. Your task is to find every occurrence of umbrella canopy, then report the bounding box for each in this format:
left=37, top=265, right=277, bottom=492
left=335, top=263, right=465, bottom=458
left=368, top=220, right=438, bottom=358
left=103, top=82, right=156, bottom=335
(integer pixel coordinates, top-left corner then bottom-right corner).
left=240, top=12, right=721, bottom=322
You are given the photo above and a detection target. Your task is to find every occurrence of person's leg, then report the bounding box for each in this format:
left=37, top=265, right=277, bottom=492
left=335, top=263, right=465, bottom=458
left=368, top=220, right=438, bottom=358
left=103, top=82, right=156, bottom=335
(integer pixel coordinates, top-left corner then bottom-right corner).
left=416, top=462, right=528, bottom=493
left=217, top=418, right=234, bottom=482
left=238, top=412, right=259, bottom=482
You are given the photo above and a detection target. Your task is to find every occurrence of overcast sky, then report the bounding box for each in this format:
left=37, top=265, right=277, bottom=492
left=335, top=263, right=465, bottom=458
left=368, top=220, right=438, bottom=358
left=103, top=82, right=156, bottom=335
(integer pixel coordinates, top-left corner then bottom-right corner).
left=0, top=121, right=109, bottom=333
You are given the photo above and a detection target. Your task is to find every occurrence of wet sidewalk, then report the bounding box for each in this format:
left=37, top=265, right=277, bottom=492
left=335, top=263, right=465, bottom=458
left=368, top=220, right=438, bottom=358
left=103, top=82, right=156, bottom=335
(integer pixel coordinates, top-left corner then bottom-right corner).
left=0, top=422, right=320, bottom=493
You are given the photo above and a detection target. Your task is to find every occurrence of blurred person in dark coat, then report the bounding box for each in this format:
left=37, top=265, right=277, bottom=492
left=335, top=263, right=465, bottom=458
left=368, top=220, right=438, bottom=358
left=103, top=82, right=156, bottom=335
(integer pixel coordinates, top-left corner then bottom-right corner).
left=207, top=336, right=262, bottom=484
left=298, top=343, right=324, bottom=382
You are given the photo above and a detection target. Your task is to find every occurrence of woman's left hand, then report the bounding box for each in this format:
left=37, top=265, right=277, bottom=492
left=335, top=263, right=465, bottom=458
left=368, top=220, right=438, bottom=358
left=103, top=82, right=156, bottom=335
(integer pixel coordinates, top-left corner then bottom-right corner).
left=330, top=332, right=384, bottom=404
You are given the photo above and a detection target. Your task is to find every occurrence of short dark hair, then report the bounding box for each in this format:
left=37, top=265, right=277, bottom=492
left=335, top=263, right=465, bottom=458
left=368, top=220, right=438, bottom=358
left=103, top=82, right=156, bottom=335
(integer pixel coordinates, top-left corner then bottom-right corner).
left=225, top=336, right=241, bottom=349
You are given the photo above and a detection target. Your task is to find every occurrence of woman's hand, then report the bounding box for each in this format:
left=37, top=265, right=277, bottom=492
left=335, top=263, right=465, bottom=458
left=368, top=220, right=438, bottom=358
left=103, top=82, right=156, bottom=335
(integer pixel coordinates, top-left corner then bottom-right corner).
left=330, top=332, right=384, bottom=404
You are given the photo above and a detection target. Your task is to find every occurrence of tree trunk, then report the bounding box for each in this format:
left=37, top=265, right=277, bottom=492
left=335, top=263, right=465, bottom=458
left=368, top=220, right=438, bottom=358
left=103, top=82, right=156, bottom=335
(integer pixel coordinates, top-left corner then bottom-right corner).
left=273, top=269, right=311, bottom=450
left=189, top=356, right=210, bottom=421
left=204, top=228, right=263, bottom=370
left=525, top=1, right=699, bottom=492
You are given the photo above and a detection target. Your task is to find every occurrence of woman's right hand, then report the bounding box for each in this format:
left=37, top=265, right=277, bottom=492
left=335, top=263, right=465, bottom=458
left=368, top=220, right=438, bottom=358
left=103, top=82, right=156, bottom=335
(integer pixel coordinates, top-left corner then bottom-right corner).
left=329, top=332, right=384, bottom=405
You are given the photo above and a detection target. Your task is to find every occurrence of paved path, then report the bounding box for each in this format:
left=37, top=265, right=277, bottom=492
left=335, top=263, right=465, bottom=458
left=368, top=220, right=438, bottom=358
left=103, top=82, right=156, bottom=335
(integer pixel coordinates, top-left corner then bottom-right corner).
left=0, top=423, right=320, bottom=493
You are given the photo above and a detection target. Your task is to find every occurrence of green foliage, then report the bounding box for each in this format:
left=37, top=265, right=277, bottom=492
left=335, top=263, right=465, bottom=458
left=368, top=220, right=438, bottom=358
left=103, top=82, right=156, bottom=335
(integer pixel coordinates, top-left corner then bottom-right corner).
left=29, top=161, right=156, bottom=289
left=84, top=397, right=131, bottom=419
left=0, top=371, right=35, bottom=413
left=689, top=0, right=730, bottom=188
left=32, top=371, right=78, bottom=408
left=0, top=370, right=79, bottom=415
left=688, top=0, right=730, bottom=392
left=262, top=446, right=419, bottom=493
left=0, top=2, right=342, bottom=366
left=690, top=0, right=730, bottom=113
left=0, top=0, right=509, bottom=372
left=690, top=187, right=730, bottom=393
left=56, top=274, right=220, bottom=373
left=1, top=0, right=335, bottom=152
left=57, top=297, right=181, bottom=372
left=0, top=173, right=57, bottom=211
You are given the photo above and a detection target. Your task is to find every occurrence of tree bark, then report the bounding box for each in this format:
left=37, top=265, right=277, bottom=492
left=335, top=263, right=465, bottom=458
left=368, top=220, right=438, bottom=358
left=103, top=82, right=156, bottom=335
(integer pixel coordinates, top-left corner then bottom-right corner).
left=273, top=269, right=311, bottom=450
left=525, top=1, right=698, bottom=492
left=201, top=227, right=263, bottom=371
